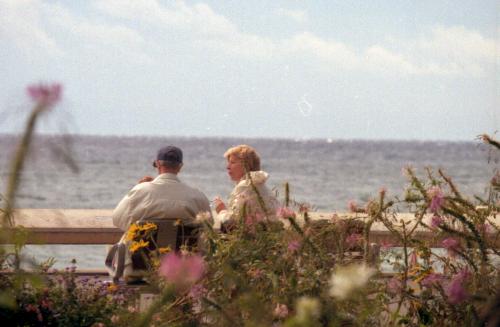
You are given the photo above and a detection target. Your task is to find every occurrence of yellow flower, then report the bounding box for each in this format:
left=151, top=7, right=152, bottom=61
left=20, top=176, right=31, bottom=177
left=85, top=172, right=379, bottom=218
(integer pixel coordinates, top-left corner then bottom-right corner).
left=140, top=222, right=158, bottom=232
left=125, top=224, right=140, bottom=241
left=158, top=246, right=171, bottom=254
left=128, top=223, right=140, bottom=233
left=125, top=231, right=135, bottom=241
left=413, top=268, right=433, bottom=283
left=129, top=240, right=149, bottom=253
left=150, top=257, right=160, bottom=268
left=407, top=266, right=424, bottom=277
left=107, top=283, right=118, bottom=292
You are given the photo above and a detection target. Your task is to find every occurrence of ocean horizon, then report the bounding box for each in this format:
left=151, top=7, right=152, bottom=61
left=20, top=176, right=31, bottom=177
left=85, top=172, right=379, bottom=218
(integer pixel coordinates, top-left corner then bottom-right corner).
left=0, top=134, right=495, bottom=212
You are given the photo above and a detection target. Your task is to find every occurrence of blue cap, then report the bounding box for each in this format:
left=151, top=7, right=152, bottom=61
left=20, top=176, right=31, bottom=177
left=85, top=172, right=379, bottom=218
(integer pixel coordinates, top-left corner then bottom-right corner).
left=156, top=145, right=183, bottom=164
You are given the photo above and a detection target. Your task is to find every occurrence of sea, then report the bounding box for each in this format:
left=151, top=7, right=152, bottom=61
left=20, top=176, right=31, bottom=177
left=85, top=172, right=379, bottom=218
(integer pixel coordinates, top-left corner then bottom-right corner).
left=0, top=134, right=497, bottom=270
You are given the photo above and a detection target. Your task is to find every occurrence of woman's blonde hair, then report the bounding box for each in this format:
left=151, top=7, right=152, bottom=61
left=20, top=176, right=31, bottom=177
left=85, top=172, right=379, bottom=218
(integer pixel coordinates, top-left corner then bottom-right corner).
left=224, top=144, right=261, bottom=172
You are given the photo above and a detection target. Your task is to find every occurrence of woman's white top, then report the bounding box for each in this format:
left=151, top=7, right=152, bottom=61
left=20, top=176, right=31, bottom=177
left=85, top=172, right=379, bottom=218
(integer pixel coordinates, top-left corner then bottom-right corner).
left=216, top=171, right=279, bottom=225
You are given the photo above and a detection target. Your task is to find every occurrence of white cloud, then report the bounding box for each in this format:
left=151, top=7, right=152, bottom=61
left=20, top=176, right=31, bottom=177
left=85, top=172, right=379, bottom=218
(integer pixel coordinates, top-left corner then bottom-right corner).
left=0, top=0, right=63, bottom=56
left=419, top=26, right=497, bottom=63
left=0, top=0, right=152, bottom=63
left=406, top=25, right=498, bottom=75
left=276, top=8, right=308, bottom=23
left=364, top=46, right=417, bottom=74
left=47, top=4, right=144, bottom=46
left=44, top=2, right=151, bottom=64
left=207, top=34, right=276, bottom=58
left=283, top=27, right=498, bottom=76
left=5, top=0, right=496, bottom=76
left=92, top=0, right=237, bottom=38
left=92, top=0, right=274, bottom=58
left=90, top=1, right=498, bottom=75
left=282, top=32, right=359, bottom=67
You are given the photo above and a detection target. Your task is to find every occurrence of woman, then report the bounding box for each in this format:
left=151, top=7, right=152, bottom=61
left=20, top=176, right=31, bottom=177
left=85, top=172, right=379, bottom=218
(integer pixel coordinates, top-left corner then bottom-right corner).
left=213, top=145, right=279, bottom=229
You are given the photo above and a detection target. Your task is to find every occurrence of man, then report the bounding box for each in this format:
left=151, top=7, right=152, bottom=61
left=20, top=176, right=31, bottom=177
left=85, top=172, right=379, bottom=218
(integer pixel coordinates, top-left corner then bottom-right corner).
left=112, top=145, right=212, bottom=231
left=109, top=145, right=212, bottom=283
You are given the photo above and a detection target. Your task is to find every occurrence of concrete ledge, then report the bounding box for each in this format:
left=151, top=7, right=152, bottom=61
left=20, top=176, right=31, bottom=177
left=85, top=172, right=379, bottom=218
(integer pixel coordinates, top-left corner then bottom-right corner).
left=6, top=209, right=121, bottom=244
left=2, top=209, right=498, bottom=246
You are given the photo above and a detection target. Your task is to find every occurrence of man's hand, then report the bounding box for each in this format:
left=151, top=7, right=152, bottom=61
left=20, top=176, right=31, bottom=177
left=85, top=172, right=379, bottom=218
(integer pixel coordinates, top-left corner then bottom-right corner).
left=138, top=176, right=154, bottom=184
left=213, top=196, right=227, bottom=213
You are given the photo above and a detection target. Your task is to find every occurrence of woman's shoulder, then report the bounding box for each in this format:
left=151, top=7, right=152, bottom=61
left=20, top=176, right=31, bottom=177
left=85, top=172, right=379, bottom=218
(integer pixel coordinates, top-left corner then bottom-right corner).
left=235, top=171, right=269, bottom=187
left=249, top=171, right=269, bottom=184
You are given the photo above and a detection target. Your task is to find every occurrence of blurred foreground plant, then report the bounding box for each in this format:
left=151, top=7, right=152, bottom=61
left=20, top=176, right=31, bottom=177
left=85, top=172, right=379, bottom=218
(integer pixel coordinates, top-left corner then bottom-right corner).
left=0, top=83, right=139, bottom=326
left=0, top=84, right=66, bottom=317
left=1, top=83, right=62, bottom=227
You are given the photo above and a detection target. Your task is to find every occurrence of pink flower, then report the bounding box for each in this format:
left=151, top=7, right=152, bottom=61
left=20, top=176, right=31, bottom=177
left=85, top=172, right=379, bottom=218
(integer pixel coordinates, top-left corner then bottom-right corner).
left=445, top=270, right=471, bottom=304
left=348, top=200, right=358, bottom=213
left=477, top=223, right=492, bottom=234
left=345, top=233, right=363, bottom=248
left=287, top=240, right=301, bottom=253
left=298, top=203, right=311, bottom=213
left=159, top=253, right=206, bottom=291
left=188, top=284, right=207, bottom=300
left=409, top=251, right=418, bottom=267
left=380, top=240, right=393, bottom=250
left=431, top=215, right=444, bottom=229
left=25, top=304, right=37, bottom=312
left=244, top=213, right=264, bottom=227
left=427, top=186, right=444, bottom=213
left=379, top=187, right=387, bottom=196
left=27, top=83, right=62, bottom=107
left=441, top=237, right=461, bottom=257
left=273, top=303, right=289, bottom=318
left=386, top=277, right=402, bottom=295
left=457, top=269, right=471, bottom=281
left=421, top=273, right=444, bottom=287
left=40, top=298, right=52, bottom=310
left=276, top=207, right=296, bottom=219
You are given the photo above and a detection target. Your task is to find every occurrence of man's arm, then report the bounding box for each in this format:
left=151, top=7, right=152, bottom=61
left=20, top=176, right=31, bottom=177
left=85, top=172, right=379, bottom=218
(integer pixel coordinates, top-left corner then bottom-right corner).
left=200, top=194, right=212, bottom=217
left=112, top=186, right=146, bottom=231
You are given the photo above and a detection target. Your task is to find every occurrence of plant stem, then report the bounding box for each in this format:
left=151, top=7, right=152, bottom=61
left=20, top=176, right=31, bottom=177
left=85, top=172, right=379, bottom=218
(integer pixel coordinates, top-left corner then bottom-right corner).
left=2, top=106, right=42, bottom=226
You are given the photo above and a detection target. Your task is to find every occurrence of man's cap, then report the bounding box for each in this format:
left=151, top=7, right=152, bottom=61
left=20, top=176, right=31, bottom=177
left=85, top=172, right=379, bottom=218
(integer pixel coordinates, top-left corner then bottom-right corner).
left=156, top=145, right=183, bottom=164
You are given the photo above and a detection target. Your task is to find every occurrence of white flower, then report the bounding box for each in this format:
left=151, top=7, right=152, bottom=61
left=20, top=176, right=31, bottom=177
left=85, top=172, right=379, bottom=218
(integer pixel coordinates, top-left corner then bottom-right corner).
left=195, top=211, right=213, bottom=225
left=295, top=297, right=320, bottom=321
left=329, top=264, right=376, bottom=300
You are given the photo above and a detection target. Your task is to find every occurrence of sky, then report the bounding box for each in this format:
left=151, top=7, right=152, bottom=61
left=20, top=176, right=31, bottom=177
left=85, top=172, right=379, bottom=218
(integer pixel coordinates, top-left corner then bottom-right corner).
left=0, top=0, right=498, bottom=140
